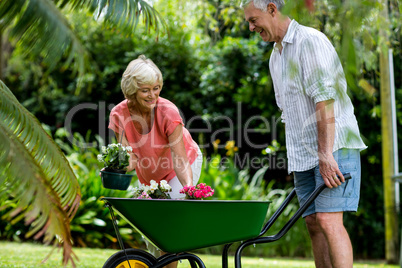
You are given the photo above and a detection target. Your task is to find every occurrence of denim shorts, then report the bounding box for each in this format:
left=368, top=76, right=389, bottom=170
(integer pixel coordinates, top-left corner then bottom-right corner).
left=294, top=148, right=361, bottom=218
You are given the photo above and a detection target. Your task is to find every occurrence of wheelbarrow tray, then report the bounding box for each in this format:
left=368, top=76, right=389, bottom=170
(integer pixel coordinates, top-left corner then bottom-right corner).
left=102, top=198, right=270, bottom=253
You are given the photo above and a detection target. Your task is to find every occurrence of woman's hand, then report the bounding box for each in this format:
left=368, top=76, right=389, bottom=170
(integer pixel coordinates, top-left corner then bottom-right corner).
left=115, top=131, right=137, bottom=171
left=127, top=152, right=138, bottom=172
left=99, top=168, right=105, bottom=177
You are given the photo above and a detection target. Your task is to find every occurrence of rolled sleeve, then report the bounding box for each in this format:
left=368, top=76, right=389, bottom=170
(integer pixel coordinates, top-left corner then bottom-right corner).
left=307, top=80, right=337, bottom=104
left=108, top=109, right=124, bottom=134
left=166, top=119, right=184, bottom=137
left=160, top=104, right=184, bottom=137
left=301, top=33, right=339, bottom=104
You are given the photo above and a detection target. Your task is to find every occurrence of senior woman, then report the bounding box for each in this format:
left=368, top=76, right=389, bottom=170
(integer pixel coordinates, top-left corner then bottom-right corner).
left=108, top=55, right=202, bottom=266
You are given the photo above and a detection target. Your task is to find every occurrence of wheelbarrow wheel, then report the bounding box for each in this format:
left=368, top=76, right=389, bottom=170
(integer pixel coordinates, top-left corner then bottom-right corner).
left=103, top=248, right=157, bottom=268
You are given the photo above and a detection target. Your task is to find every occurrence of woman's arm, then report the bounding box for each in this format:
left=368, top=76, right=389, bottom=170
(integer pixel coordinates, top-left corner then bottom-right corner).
left=115, top=132, right=137, bottom=172
left=168, top=125, right=193, bottom=187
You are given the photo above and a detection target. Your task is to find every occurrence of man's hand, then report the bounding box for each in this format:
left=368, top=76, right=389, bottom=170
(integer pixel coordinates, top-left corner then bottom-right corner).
left=319, top=153, right=345, bottom=188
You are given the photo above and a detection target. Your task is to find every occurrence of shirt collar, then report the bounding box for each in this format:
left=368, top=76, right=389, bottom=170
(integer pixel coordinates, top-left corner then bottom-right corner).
left=273, top=19, right=298, bottom=50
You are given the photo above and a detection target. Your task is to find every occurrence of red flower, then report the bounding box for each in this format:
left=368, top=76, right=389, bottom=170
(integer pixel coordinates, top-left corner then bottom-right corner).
left=180, top=183, right=215, bottom=200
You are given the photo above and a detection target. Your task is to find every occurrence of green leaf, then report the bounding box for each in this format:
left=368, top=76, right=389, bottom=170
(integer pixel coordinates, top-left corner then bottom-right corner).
left=0, top=80, right=81, bottom=266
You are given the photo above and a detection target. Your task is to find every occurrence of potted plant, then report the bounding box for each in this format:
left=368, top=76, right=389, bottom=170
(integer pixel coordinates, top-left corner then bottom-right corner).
left=98, top=143, right=133, bottom=190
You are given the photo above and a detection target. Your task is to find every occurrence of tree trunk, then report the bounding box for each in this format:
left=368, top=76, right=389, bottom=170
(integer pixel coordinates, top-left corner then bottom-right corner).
left=0, top=28, right=3, bottom=81
left=380, top=0, right=399, bottom=264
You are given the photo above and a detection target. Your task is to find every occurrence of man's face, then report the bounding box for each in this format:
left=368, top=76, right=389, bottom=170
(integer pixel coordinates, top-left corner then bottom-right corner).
left=244, top=2, right=277, bottom=42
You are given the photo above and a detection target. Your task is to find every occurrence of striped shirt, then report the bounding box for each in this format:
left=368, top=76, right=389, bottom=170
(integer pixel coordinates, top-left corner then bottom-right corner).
left=269, top=20, right=367, bottom=173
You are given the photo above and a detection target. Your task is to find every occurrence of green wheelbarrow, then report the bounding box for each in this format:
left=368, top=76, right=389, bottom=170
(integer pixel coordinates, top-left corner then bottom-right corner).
left=101, top=173, right=351, bottom=268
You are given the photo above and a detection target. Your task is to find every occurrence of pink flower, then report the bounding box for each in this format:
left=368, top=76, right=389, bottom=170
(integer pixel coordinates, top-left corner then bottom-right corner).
left=137, top=192, right=151, bottom=199
left=179, top=183, right=214, bottom=200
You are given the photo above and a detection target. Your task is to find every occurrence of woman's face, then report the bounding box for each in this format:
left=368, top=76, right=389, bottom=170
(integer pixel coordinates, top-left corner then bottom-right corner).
left=133, top=82, right=161, bottom=111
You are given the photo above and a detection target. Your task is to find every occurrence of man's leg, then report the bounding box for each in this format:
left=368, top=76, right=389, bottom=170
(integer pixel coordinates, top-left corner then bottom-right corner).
left=316, top=212, right=353, bottom=268
left=305, top=212, right=353, bottom=268
left=299, top=149, right=359, bottom=267
left=311, top=148, right=359, bottom=267
left=305, top=214, right=332, bottom=268
left=294, top=169, right=328, bottom=266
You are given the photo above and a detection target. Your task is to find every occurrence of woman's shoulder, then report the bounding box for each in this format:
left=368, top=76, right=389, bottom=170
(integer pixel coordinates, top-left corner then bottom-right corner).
left=156, top=97, right=180, bottom=114
left=110, top=100, right=128, bottom=115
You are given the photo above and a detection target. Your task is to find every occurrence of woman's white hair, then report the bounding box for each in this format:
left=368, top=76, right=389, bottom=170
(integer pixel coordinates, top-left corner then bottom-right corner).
left=121, top=55, right=163, bottom=98
left=241, top=0, right=284, bottom=12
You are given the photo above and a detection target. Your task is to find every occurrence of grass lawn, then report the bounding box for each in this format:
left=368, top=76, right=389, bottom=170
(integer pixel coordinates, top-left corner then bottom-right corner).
left=0, top=241, right=398, bottom=268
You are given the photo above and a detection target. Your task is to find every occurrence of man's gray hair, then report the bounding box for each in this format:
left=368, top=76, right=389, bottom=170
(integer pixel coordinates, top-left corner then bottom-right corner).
left=241, top=0, right=284, bottom=12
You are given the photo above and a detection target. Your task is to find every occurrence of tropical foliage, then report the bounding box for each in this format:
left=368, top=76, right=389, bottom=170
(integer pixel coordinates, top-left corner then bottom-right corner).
left=0, top=82, right=81, bottom=265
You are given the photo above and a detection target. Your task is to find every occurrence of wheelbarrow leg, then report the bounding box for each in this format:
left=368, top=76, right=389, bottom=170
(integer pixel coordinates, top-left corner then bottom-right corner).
left=222, top=243, right=233, bottom=268
left=104, top=202, right=133, bottom=268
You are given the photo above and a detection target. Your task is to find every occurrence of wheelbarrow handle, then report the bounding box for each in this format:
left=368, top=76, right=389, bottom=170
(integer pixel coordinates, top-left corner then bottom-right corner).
left=317, top=172, right=352, bottom=191
left=232, top=173, right=352, bottom=268
left=343, top=173, right=352, bottom=180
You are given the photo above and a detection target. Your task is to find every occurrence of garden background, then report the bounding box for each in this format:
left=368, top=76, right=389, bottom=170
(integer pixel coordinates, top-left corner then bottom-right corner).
left=0, top=0, right=401, bottom=267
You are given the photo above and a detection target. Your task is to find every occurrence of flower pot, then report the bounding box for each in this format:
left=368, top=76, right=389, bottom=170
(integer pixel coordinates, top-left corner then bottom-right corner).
left=101, top=170, right=133, bottom=190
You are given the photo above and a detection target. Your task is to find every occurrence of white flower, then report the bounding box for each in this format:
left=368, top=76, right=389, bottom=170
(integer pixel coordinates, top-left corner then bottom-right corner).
left=132, top=187, right=140, bottom=197
left=160, top=180, right=171, bottom=191
left=150, top=180, right=158, bottom=193
left=143, top=185, right=151, bottom=194
left=97, top=154, right=104, bottom=162
left=101, top=146, right=107, bottom=154
left=126, top=146, right=133, bottom=152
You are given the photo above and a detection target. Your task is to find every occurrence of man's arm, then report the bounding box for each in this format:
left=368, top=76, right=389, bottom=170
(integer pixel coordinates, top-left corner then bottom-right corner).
left=316, top=99, right=344, bottom=188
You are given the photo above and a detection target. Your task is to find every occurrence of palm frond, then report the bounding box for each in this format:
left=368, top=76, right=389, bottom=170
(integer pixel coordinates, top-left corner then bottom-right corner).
left=90, top=0, right=169, bottom=37
left=0, top=0, right=168, bottom=89
left=0, top=80, right=81, bottom=266
left=0, top=0, right=92, bottom=87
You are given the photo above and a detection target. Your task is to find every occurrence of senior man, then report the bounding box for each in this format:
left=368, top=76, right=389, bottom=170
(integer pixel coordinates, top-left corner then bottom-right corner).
left=242, top=1, right=367, bottom=267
